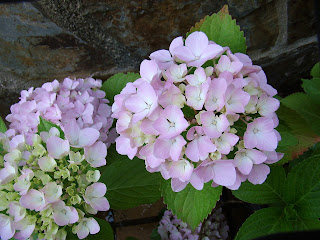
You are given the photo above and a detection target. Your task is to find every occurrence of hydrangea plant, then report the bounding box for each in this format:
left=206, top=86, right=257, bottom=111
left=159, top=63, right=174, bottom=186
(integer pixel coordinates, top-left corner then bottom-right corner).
left=112, top=30, right=283, bottom=193
left=0, top=125, right=109, bottom=239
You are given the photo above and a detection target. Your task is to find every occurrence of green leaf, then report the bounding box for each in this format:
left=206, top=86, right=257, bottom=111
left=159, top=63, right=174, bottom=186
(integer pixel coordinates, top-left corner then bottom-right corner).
left=235, top=207, right=320, bottom=240
left=276, top=124, right=299, bottom=153
left=0, top=116, right=7, bottom=133
left=302, top=77, right=320, bottom=102
left=276, top=104, right=320, bottom=164
left=37, top=116, right=64, bottom=139
left=284, top=155, right=320, bottom=218
left=232, top=167, right=286, bottom=205
left=100, top=157, right=161, bottom=210
left=101, top=72, right=140, bottom=104
left=150, top=228, right=161, bottom=240
left=188, top=5, right=246, bottom=53
left=106, top=143, right=129, bottom=166
left=282, top=93, right=320, bottom=136
left=87, top=218, right=114, bottom=240
left=311, top=62, right=320, bottom=78
left=161, top=180, right=222, bottom=230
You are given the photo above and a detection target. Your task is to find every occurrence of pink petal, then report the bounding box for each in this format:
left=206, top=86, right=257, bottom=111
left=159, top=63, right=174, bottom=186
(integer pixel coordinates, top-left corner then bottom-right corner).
left=47, top=136, right=70, bottom=159
left=78, top=128, right=100, bottom=147
left=87, top=218, right=100, bottom=234
left=171, top=178, right=188, bottom=192
left=248, top=164, right=270, bottom=184
left=185, top=31, right=208, bottom=57
left=84, top=141, right=107, bottom=167
left=115, top=136, right=137, bottom=159
left=212, top=161, right=236, bottom=186
left=154, top=138, right=171, bottom=159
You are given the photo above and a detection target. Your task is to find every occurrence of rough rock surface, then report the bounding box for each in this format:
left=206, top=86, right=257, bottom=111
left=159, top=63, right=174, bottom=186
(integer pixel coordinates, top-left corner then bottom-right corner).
left=0, top=0, right=318, bottom=119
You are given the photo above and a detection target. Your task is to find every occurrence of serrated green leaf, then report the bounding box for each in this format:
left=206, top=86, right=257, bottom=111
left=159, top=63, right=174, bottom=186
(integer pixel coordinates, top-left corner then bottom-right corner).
left=311, top=62, right=320, bottom=78
left=101, top=157, right=161, bottom=210
left=86, top=218, right=114, bottom=240
left=284, top=155, right=320, bottom=218
left=282, top=93, right=320, bottom=136
left=232, top=167, right=286, bottom=205
left=37, top=116, right=64, bottom=139
left=102, top=72, right=140, bottom=104
left=235, top=207, right=320, bottom=240
left=276, top=104, right=320, bottom=165
left=161, top=180, right=222, bottom=230
left=302, top=77, right=320, bottom=102
left=188, top=5, right=246, bottom=53
left=0, top=116, right=7, bottom=133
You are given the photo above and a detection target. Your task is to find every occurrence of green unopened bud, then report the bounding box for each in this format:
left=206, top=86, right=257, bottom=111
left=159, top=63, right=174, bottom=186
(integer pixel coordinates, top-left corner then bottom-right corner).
left=205, top=66, right=214, bottom=76
left=0, top=191, right=9, bottom=211
left=32, top=144, right=46, bottom=157
left=56, top=229, right=67, bottom=240
left=178, top=83, right=186, bottom=93
left=0, top=183, right=13, bottom=191
left=77, top=174, right=90, bottom=188
left=69, top=163, right=79, bottom=173
left=229, top=127, right=237, bottom=134
left=237, top=140, right=245, bottom=150
left=27, top=215, right=37, bottom=225
left=69, top=151, right=84, bottom=164
left=0, top=155, right=4, bottom=166
left=66, top=184, right=76, bottom=196
left=70, top=195, right=82, bottom=205
left=54, top=171, right=62, bottom=179
left=38, top=233, right=45, bottom=239
left=6, top=192, right=19, bottom=201
left=209, top=151, right=222, bottom=161
left=40, top=207, right=53, bottom=217
left=86, top=170, right=100, bottom=183
left=61, top=169, right=70, bottom=179
left=39, top=156, right=57, bottom=172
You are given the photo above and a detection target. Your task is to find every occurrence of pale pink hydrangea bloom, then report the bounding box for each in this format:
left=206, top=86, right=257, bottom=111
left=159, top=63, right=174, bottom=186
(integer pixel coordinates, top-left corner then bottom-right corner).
left=0, top=127, right=110, bottom=239
left=112, top=31, right=282, bottom=192
left=6, top=77, right=115, bottom=149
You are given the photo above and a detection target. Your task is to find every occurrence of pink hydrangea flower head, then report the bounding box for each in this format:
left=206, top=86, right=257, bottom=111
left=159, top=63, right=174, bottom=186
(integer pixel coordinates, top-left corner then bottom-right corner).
left=112, top=31, right=281, bottom=192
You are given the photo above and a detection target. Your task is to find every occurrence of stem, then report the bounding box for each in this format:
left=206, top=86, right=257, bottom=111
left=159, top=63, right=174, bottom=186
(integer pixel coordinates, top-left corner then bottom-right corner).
left=239, top=116, right=248, bottom=125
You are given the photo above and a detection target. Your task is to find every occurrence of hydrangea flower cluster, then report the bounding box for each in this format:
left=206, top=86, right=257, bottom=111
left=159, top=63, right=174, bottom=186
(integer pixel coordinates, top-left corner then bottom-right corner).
left=0, top=126, right=109, bottom=240
left=112, top=31, right=283, bottom=192
left=157, top=208, right=228, bottom=240
left=6, top=77, right=115, bottom=147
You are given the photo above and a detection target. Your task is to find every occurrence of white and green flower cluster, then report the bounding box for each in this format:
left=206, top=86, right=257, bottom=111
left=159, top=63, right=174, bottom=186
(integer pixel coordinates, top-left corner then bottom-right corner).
left=0, top=127, right=109, bottom=240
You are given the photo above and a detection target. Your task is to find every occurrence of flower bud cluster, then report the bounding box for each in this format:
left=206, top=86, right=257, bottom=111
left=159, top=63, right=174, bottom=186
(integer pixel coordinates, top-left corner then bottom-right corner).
left=0, top=127, right=109, bottom=240
left=157, top=208, right=228, bottom=240
left=112, top=31, right=283, bottom=192
left=6, top=77, right=115, bottom=147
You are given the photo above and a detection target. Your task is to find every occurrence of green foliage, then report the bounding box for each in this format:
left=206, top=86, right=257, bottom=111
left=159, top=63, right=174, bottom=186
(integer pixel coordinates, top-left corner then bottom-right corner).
left=302, top=77, right=320, bottom=102
left=87, top=218, right=114, bottom=240
left=0, top=116, right=7, bottom=133
left=37, top=116, right=64, bottom=138
left=235, top=207, right=320, bottom=240
left=310, top=62, right=320, bottom=78
left=161, top=180, right=222, bottom=230
left=102, top=72, right=140, bottom=104
left=232, top=167, right=286, bottom=205
left=282, top=93, right=320, bottom=136
left=283, top=156, right=320, bottom=218
left=234, top=155, right=320, bottom=240
left=188, top=5, right=246, bottom=53
left=100, top=156, right=161, bottom=210
left=150, top=228, right=161, bottom=240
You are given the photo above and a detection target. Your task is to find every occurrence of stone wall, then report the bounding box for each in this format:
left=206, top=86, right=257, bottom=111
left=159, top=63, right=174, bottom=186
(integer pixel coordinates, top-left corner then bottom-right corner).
left=0, top=0, right=318, bottom=119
